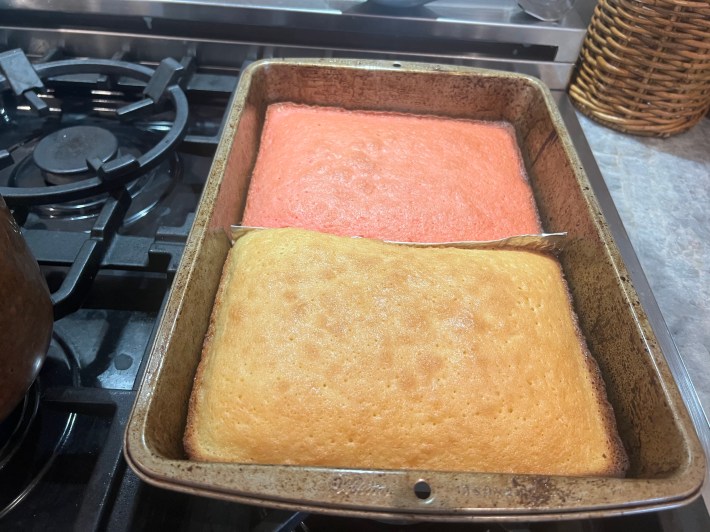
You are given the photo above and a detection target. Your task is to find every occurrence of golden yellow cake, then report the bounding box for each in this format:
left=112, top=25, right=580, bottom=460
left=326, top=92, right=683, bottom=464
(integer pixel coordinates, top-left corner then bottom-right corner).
left=184, top=228, right=628, bottom=477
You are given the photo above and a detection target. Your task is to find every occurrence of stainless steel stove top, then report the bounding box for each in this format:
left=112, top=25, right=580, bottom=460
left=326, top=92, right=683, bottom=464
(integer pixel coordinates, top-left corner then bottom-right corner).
left=0, top=0, right=593, bottom=90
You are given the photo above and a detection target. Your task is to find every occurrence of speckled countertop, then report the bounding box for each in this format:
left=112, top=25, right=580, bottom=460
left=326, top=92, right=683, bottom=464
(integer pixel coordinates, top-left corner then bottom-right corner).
left=577, top=112, right=710, bottom=432
left=575, top=114, right=710, bottom=513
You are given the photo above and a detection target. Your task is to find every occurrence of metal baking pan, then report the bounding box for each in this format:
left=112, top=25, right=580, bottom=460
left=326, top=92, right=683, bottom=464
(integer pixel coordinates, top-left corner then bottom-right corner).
left=124, top=59, right=705, bottom=521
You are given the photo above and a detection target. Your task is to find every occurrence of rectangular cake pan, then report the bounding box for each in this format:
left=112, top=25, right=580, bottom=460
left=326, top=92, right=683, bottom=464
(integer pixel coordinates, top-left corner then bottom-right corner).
left=124, top=59, right=705, bottom=521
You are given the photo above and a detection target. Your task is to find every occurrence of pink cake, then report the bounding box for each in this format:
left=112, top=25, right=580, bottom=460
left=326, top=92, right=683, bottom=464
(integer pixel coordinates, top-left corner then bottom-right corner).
left=242, top=103, right=541, bottom=242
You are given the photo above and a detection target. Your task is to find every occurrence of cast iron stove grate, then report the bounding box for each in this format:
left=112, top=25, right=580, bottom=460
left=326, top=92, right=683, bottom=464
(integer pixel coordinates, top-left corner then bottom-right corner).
left=0, top=48, right=219, bottom=529
left=0, top=49, right=189, bottom=207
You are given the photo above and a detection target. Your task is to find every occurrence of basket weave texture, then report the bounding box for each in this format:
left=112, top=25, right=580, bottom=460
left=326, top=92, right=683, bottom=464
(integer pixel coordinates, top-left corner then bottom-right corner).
left=569, top=0, right=710, bottom=137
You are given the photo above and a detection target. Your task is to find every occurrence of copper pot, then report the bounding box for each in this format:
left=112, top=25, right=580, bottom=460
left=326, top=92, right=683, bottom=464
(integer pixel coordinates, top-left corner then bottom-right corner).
left=0, top=195, right=53, bottom=422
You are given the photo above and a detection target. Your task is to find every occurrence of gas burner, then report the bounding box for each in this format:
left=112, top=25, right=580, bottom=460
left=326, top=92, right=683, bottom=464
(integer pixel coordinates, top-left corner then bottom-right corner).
left=0, top=50, right=189, bottom=207
left=35, top=154, right=180, bottom=225
left=34, top=125, right=118, bottom=184
left=9, top=122, right=181, bottom=225
left=0, top=335, right=79, bottom=519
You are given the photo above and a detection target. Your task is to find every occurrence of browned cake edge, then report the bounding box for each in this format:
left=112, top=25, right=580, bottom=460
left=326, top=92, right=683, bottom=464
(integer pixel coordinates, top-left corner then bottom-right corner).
left=183, top=245, right=238, bottom=461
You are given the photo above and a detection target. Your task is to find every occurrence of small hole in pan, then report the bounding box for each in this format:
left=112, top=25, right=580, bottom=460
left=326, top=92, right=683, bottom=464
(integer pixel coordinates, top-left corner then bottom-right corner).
left=392, top=62, right=402, bottom=68
left=414, top=480, right=432, bottom=500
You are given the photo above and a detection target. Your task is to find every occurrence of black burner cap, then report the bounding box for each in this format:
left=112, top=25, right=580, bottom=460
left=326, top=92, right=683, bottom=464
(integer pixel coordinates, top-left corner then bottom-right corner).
left=33, top=125, right=118, bottom=175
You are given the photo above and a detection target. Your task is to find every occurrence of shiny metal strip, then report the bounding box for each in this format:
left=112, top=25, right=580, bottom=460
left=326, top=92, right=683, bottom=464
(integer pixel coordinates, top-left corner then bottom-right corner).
left=0, top=27, right=574, bottom=89
left=0, top=0, right=589, bottom=62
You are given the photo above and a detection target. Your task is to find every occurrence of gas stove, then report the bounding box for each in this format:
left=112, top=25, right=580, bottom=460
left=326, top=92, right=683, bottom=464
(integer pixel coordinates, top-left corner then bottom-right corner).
left=1, top=2, right=708, bottom=531
left=0, top=45, right=234, bottom=529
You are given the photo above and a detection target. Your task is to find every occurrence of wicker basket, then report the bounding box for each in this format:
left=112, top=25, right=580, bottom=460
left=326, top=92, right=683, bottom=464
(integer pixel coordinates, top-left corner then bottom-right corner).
left=569, top=0, right=710, bottom=137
